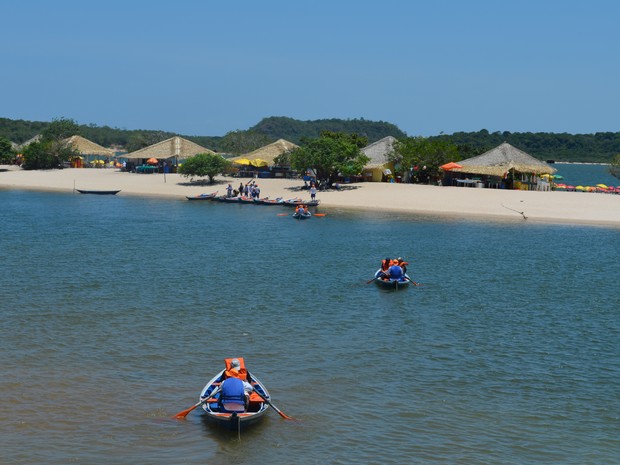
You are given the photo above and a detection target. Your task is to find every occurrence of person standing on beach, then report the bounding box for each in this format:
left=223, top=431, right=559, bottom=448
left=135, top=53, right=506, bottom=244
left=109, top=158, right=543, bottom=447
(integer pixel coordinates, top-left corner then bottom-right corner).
left=310, top=183, right=317, bottom=201
left=239, top=182, right=244, bottom=196
left=226, top=183, right=233, bottom=198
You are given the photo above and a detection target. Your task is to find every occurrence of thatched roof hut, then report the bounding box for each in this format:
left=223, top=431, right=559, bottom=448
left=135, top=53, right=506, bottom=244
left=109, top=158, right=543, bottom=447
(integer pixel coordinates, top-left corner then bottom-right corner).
left=65, top=135, right=115, bottom=158
left=230, top=139, right=299, bottom=166
left=120, top=136, right=214, bottom=163
left=361, top=136, right=397, bottom=181
left=452, top=142, right=556, bottom=176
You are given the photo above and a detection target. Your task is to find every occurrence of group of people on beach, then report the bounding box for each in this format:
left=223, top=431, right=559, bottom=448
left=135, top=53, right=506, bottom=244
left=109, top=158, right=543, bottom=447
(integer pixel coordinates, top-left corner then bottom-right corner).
left=227, top=181, right=261, bottom=199
left=378, top=257, right=409, bottom=281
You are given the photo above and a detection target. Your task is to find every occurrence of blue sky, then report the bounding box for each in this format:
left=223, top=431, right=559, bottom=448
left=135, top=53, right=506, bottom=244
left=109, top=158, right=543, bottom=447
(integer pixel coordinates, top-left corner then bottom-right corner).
left=2, top=0, right=619, bottom=137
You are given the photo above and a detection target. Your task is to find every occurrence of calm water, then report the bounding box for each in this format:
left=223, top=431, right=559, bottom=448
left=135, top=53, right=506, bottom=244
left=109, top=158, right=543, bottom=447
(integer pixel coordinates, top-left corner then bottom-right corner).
left=1, top=186, right=619, bottom=465
left=553, top=163, right=618, bottom=187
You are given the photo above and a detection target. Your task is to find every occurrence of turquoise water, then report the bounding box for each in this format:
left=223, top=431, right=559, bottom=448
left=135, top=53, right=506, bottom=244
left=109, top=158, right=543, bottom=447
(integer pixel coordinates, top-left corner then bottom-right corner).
left=1, top=188, right=619, bottom=464
left=553, top=163, right=618, bottom=187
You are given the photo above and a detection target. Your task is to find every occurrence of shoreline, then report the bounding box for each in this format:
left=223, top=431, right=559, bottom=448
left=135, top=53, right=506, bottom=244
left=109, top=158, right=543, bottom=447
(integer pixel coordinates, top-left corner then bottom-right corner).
left=1, top=166, right=619, bottom=227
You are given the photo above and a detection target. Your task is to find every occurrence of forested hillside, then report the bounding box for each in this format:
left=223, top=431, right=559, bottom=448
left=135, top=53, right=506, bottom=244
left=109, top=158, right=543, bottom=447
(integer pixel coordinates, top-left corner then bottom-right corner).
left=432, top=130, right=620, bottom=163
left=249, top=116, right=407, bottom=144
left=1, top=116, right=619, bottom=162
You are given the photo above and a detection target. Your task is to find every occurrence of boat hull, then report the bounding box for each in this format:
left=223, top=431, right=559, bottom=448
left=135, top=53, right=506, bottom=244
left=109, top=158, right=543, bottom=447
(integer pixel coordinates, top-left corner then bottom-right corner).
left=200, top=369, right=271, bottom=430
left=293, top=212, right=312, bottom=219
left=76, top=189, right=120, bottom=195
left=373, top=269, right=411, bottom=289
left=186, top=192, right=217, bottom=200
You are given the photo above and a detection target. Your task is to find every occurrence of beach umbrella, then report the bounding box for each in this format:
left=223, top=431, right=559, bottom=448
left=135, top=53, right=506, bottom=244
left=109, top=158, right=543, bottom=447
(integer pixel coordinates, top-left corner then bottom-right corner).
left=575, top=185, right=585, bottom=191
left=440, top=162, right=463, bottom=170
left=233, top=158, right=252, bottom=166
left=596, top=183, right=608, bottom=189
left=553, top=175, right=564, bottom=180
left=147, top=158, right=159, bottom=165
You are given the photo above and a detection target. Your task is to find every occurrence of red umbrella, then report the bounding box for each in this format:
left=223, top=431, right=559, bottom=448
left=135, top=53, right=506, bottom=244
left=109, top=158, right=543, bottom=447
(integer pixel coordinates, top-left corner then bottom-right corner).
left=146, top=158, right=159, bottom=165
left=440, top=162, right=463, bottom=170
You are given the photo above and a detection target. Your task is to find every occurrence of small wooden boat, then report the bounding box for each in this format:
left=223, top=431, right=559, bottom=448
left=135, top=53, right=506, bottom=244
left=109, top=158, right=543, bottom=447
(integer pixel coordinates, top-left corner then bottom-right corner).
left=221, top=196, right=242, bottom=203
left=284, top=198, right=320, bottom=207
left=255, top=197, right=284, bottom=205
left=293, top=210, right=312, bottom=219
left=186, top=191, right=218, bottom=200
left=76, top=189, right=120, bottom=195
left=372, top=269, right=412, bottom=290
left=239, top=196, right=257, bottom=204
left=200, top=358, right=271, bottom=430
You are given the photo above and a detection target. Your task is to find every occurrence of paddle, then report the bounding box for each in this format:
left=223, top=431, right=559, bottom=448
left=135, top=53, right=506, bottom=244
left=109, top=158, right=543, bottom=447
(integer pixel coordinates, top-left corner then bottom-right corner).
left=366, top=275, right=380, bottom=284
left=173, top=387, right=220, bottom=419
left=404, top=276, right=421, bottom=286
left=313, top=213, right=326, bottom=217
left=254, top=391, right=296, bottom=421
left=277, top=213, right=289, bottom=216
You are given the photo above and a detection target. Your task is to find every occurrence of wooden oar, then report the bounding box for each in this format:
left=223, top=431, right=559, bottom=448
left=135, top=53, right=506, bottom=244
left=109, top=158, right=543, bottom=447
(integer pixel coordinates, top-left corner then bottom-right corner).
left=313, top=213, right=326, bottom=217
left=254, top=391, right=296, bottom=421
left=173, top=387, right=220, bottom=419
left=277, top=213, right=289, bottom=216
left=366, top=276, right=380, bottom=284
left=404, top=276, right=421, bottom=286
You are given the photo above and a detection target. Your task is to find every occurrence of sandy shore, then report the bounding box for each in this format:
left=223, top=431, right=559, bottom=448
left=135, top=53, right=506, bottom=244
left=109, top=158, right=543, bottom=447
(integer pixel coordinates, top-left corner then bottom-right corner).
left=1, top=166, right=619, bottom=226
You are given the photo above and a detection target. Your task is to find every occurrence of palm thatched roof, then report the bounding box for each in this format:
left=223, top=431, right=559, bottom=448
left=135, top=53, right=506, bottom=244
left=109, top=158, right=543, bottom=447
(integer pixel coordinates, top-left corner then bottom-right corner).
left=452, top=142, right=556, bottom=176
left=65, top=135, right=115, bottom=157
left=120, top=136, right=214, bottom=161
left=16, top=134, right=42, bottom=150
left=230, top=139, right=299, bottom=166
left=361, top=136, right=397, bottom=168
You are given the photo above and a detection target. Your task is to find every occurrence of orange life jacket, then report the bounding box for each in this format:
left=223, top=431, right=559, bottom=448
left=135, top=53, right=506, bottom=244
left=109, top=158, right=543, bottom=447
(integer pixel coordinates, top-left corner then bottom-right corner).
left=224, top=357, right=248, bottom=380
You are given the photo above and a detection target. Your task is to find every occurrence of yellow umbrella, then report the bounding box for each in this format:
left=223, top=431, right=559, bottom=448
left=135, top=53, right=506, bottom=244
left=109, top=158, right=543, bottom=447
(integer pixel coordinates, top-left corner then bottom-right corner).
left=596, top=183, right=608, bottom=189
left=575, top=185, right=585, bottom=191
left=233, top=158, right=252, bottom=166
left=250, top=158, right=268, bottom=167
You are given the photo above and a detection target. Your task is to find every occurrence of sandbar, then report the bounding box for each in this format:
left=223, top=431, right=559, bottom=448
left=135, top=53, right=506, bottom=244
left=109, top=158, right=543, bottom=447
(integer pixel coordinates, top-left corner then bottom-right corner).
left=1, top=166, right=619, bottom=227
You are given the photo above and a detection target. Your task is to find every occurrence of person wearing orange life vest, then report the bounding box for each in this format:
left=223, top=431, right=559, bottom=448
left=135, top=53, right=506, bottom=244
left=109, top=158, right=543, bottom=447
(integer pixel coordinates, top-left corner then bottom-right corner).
left=386, top=259, right=405, bottom=281
left=224, top=358, right=253, bottom=403
left=378, top=257, right=391, bottom=280
left=396, top=257, right=409, bottom=274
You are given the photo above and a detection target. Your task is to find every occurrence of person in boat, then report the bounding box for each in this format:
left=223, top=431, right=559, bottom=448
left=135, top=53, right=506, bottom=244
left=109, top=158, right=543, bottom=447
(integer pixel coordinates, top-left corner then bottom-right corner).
left=295, top=204, right=304, bottom=215
left=396, top=257, right=409, bottom=274
left=223, top=358, right=253, bottom=403
left=378, top=257, right=391, bottom=279
left=303, top=205, right=309, bottom=215
left=387, top=259, right=405, bottom=281
left=219, top=377, right=248, bottom=412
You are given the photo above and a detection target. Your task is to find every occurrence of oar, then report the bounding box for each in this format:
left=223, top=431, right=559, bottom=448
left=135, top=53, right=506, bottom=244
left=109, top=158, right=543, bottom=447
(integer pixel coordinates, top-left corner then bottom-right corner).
left=277, top=213, right=289, bottom=216
left=254, top=391, right=296, bottom=421
left=366, top=276, right=380, bottom=284
left=173, top=387, right=220, bottom=419
left=404, top=276, right=421, bottom=286
left=313, top=213, right=326, bottom=217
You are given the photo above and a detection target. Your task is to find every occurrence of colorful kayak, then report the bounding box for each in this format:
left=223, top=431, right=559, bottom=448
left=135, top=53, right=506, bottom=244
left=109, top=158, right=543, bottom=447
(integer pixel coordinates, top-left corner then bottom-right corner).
left=200, top=358, right=271, bottom=430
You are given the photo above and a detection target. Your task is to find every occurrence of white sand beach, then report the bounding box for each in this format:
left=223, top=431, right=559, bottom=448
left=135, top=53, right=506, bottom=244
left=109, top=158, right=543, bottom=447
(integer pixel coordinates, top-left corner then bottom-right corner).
left=1, top=166, right=619, bottom=226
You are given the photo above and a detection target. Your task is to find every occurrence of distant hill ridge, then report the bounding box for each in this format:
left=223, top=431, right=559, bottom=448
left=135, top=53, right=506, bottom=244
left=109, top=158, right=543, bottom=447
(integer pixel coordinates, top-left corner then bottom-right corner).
left=1, top=116, right=619, bottom=162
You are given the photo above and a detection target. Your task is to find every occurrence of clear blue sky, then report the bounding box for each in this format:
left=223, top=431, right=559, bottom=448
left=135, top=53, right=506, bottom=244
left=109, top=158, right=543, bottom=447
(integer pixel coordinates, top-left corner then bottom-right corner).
left=2, top=0, right=619, bottom=137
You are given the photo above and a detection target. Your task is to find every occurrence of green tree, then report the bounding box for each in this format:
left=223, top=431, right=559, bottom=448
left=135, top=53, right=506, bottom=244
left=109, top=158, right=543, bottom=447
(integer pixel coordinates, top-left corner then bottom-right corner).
left=610, top=153, right=620, bottom=180
left=0, top=136, right=14, bottom=164
left=289, top=131, right=369, bottom=185
left=390, top=137, right=459, bottom=184
left=178, top=153, right=231, bottom=184
left=41, top=117, right=80, bottom=142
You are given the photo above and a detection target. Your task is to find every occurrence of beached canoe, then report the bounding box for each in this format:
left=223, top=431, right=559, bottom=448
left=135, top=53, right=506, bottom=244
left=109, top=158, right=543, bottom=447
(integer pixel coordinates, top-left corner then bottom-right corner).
left=200, top=358, right=271, bottom=430
left=255, top=197, right=284, bottom=205
left=293, top=210, right=312, bottom=219
left=76, top=189, right=121, bottom=195
left=186, top=191, right=218, bottom=200
left=284, top=198, right=320, bottom=207
left=372, top=269, right=412, bottom=290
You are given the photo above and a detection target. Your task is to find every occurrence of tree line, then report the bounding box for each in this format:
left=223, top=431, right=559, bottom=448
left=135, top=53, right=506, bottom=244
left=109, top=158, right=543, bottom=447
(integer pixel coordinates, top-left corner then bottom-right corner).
left=1, top=116, right=620, bottom=164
